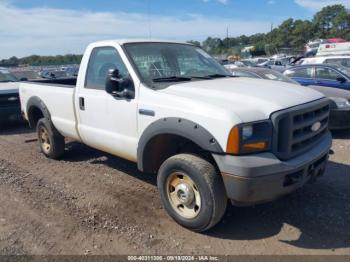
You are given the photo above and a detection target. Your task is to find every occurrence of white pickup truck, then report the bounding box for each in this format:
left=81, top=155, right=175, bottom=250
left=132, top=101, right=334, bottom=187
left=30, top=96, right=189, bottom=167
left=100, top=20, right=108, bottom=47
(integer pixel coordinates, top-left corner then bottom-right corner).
left=20, top=40, right=332, bottom=232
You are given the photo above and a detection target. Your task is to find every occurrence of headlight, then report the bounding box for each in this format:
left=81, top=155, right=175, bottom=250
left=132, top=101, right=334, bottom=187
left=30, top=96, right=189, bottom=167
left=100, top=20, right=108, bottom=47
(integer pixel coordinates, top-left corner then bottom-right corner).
left=227, top=121, right=272, bottom=155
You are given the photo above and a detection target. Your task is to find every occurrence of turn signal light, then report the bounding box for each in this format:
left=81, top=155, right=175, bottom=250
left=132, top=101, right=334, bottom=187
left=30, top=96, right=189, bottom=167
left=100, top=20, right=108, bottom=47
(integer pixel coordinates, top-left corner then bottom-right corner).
left=226, top=127, right=240, bottom=154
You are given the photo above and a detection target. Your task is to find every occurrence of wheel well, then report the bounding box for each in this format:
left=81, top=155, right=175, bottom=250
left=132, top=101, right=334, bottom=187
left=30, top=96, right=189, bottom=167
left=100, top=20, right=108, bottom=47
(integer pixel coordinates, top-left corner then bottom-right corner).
left=141, top=134, right=218, bottom=174
left=28, top=106, right=44, bottom=128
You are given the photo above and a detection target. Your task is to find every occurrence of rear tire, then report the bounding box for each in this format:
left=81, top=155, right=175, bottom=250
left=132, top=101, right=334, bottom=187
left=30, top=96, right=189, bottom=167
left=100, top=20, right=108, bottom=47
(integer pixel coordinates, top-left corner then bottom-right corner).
left=36, top=118, right=65, bottom=159
left=157, top=154, right=227, bottom=232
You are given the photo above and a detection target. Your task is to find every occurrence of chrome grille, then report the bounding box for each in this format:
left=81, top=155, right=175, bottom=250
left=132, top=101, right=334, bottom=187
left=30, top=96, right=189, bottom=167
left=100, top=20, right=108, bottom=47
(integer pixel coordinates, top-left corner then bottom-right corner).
left=271, top=98, right=330, bottom=160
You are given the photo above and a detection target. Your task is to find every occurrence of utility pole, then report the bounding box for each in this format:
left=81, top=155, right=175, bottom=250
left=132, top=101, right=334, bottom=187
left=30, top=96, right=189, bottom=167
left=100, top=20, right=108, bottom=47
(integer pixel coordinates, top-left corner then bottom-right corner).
left=226, top=27, right=229, bottom=50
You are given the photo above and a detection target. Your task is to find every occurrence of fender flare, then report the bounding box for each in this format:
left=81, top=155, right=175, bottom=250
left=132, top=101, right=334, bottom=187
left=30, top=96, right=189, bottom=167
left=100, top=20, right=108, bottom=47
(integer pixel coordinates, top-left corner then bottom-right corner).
left=137, top=117, right=224, bottom=172
left=26, top=96, right=51, bottom=128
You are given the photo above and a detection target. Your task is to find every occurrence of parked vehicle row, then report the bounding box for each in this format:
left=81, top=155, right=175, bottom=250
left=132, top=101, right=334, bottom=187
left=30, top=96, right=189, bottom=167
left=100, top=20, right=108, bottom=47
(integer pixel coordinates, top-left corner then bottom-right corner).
left=19, top=40, right=332, bottom=232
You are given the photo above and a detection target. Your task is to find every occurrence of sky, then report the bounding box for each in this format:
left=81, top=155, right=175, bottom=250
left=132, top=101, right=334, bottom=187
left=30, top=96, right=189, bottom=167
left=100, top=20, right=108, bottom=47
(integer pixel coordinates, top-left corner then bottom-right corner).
left=0, top=0, right=349, bottom=59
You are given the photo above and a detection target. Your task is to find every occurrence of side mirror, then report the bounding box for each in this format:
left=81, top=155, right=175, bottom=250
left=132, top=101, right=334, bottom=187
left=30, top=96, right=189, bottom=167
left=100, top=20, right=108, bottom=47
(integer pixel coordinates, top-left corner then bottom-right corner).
left=105, top=68, right=135, bottom=99
left=337, top=76, right=347, bottom=83
left=105, top=68, right=120, bottom=94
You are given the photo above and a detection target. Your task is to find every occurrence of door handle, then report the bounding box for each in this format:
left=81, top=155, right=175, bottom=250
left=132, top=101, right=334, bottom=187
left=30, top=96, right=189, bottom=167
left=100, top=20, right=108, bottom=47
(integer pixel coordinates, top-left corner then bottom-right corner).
left=79, top=97, right=85, bottom=110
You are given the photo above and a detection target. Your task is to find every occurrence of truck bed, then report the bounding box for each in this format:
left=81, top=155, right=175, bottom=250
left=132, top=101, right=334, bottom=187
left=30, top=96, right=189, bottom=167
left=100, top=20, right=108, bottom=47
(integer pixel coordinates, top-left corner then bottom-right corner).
left=19, top=80, right=79, bottom=140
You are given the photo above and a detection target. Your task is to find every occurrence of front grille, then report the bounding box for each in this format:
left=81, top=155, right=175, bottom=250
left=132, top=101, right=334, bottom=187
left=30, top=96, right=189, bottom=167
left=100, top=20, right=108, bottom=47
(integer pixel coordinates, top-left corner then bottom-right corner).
left=0, top=93, right=20, bottom=108
left=271, top=98, right=330, bottom=160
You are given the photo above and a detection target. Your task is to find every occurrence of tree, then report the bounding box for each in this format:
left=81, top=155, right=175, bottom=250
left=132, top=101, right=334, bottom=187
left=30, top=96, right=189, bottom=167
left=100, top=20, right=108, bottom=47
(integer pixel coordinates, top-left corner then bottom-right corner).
left=291, top=20, right=314, bottom=49
left=332, top=9, right=350, bottom=38
left=313, top=5, right=348, bottom=38
left=202, top=37, right=223, bottom=53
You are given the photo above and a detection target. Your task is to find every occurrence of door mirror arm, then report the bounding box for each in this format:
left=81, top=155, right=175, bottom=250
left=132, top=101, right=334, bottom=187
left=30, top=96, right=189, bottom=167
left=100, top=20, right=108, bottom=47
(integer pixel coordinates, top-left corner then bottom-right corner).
left=111, top=88, right=135, bottom=99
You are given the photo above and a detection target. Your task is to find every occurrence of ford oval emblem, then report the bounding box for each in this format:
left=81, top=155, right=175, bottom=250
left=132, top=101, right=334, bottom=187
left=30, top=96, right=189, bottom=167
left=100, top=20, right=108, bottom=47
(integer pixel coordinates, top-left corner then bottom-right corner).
left=311, top=122, right=321, bottom=132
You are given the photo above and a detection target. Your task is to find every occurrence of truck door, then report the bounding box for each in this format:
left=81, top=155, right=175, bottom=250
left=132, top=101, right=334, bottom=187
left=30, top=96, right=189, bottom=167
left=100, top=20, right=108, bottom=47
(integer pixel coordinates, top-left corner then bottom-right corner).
left=76, top=46, right=138, bottom=161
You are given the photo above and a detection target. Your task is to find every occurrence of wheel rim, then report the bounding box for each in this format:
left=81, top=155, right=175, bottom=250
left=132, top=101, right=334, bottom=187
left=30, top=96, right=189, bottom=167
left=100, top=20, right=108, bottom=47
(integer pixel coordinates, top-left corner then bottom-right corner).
left=39, top=126, right=51, bottom=154
left=166, top=172, right=201, bottom=219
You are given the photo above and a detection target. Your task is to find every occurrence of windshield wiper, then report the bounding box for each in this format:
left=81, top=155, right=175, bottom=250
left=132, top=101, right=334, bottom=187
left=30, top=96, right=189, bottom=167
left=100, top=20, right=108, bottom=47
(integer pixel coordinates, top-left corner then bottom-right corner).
left=152, top=76, right=192, bottom=82
left=206, top=74, right=233, bottom=78
left=186, top=76, right=212, bottom=80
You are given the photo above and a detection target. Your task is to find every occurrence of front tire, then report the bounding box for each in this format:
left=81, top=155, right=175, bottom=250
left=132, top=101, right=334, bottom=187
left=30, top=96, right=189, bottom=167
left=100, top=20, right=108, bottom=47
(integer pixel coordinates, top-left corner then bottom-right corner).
left=157, top=154, right=227, bottom=232
left=36, top=118, right=65, bottom=159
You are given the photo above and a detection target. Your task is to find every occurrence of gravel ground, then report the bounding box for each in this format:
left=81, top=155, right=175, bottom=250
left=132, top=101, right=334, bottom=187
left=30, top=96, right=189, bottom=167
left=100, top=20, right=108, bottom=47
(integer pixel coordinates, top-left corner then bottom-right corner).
left=0, top=123, right=349, bottom=255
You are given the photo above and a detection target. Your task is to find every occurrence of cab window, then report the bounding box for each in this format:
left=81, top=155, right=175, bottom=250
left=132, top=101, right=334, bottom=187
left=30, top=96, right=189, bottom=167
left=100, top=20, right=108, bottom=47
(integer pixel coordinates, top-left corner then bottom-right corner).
left=85, top=47, right=129, bottom=90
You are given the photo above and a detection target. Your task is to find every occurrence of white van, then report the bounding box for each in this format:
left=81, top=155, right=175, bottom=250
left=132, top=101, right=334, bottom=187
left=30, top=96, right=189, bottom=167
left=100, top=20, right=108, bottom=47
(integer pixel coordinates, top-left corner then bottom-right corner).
left=317, top=42, right=350, bottom=56
left=301, top=55, right=350, bottom=68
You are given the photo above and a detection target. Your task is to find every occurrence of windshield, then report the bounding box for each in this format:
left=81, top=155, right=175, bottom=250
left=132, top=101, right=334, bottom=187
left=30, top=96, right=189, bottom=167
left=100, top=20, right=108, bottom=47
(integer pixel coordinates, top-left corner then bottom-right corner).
left=124, top=43, right=231, bottom=85
left=0, top=71, right=18, bottom=82
left=259, top=70, right=299, bottom=85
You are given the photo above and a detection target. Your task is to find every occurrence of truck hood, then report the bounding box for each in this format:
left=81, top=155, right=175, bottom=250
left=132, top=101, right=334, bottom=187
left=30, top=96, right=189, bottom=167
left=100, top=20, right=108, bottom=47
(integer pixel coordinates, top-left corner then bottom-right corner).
left=159, top=77, right=324, bottom=122
left=0, top=82, right=19, bottom=95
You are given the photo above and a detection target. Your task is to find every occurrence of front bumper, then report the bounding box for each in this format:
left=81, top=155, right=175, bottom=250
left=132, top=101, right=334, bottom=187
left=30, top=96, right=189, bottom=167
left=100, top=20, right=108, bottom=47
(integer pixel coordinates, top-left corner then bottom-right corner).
left=0, top=106, right=22, bottom=123
left=329, top=108, right=350, bottom=130
left=213, top=132, right=332, bottom=206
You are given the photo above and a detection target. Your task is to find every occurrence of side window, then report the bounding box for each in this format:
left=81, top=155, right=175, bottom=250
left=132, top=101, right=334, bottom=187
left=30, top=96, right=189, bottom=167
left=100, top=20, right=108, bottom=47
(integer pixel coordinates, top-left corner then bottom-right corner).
left=285, top=68, right=313, bottom=78
left=315, top=67, right=341, bottom=81
left=85, top=47, right=129, bottom=90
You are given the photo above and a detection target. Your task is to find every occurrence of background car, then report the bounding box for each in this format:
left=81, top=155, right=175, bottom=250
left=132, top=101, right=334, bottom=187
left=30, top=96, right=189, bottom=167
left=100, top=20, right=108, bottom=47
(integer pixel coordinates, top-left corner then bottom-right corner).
left=258, top=59, right=289, bottom=72
left=240, top=59, right=258, bottom=67
left=231, top=67, right=297, bottom=84
left=0, top=69, right=22, bottom=126
left=284, top=64, right=350, bottom=93
left=231, top=67, right=350, bottom=130
left=304, top=39, right=327, bottom=57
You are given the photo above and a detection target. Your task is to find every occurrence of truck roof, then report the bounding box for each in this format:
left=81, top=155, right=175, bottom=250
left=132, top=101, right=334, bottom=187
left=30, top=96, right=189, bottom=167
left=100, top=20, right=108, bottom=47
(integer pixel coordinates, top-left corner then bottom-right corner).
left=90, top=39, right=191, bottom=47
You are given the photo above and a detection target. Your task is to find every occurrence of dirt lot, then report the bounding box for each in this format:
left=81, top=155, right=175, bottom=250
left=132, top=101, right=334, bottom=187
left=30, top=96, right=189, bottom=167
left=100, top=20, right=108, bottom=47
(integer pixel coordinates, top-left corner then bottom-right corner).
left=0, top=123, right=349, bottom=255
